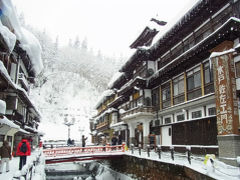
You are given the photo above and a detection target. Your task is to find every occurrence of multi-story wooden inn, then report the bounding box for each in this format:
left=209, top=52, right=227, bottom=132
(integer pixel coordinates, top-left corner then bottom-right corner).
left=91, top=0, right=240, bottom=166
left=0, top=0, right=43, bottom=153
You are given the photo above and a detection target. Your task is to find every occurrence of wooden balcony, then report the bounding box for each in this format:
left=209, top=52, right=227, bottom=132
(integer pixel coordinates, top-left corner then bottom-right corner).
left=96, top=121, right=109, bottom=130
left=120, top=106, right=154, bottom=119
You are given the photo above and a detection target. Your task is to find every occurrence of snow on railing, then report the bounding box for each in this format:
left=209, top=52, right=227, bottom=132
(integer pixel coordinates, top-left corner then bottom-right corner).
left=13, top=148, right=44, bottom=180
left=43, top=144, right=126, bottom=158
left=129, top=144, right=240, bottom=179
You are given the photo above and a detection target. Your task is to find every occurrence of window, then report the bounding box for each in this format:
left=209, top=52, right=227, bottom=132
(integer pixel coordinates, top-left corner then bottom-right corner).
left=208, top=107, right=216, bottom=116
left=187, top=67, right=201, bottom=91
left=162, top=87, right=170, bottom=101
left=204, top=62, right=214, bottom=94
left=204, top=62, right=213, bottom=84
left=192, top=110, right=202, bottom=119
left=162, top=82, right=171, bottom=108
left=173, top=75, right=185, bottom=105
left=173, top=75, right=184, bottom=96
left=235, top=61, right=240, bottom=78
left=176, top=114, right=185, bottom=121
left=164, top=117, right=171, bottom=124
left=187, top=66, right=202, bottom=100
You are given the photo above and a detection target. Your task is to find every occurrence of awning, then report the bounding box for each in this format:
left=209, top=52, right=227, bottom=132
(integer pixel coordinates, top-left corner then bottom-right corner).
left=18, top=128, right=30, bottom=134
left=0, top=116, right=20, bottom=129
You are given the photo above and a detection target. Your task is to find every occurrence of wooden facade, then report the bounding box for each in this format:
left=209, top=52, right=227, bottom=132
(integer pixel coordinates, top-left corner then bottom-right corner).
left=0, top=7, right=42, bottom=151
left=92, top=0, right=240, bottom=156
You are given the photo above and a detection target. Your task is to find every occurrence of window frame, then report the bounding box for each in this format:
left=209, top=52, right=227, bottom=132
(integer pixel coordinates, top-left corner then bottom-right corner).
left=206, top=104, right=216, bottom=116
left=163, top=115, right=172, bottom=125
left=175, top=111, right=186, bottom=122
left=189, top=107, right=204, bottom=119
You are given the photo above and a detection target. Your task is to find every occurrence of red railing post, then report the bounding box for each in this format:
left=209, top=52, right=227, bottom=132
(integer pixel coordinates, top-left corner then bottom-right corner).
left=122, top=143, right=125, bottom=152
left=106, top=143, right=110, bottom=152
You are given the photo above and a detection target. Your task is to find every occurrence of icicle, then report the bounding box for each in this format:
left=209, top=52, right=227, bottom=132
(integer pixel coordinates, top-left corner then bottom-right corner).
left=209, top=56, right=212, bottom=71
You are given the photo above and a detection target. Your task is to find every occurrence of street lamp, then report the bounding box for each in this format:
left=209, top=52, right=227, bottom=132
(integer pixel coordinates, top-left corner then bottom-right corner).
left=64, top=117, right=75, bottom=139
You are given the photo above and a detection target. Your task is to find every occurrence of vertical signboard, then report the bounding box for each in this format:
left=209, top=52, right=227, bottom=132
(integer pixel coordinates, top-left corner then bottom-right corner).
left=212, top=50, right=239, bottom=135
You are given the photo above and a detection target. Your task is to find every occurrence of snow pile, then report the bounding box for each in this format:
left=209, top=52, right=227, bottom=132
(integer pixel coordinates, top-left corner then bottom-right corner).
left=125, top=149, right=240, bottom=180
left=95, top=89, right=115, bottom=109
left=0, top=0, right=43, bottom=75
left=20, top=28, right=43, bottom=75
left=0, top=116, right=19, bottom=129
left=32, top=151, right=46, bottom=180
left=107, top=71, right=124, bottom=89
left=0, top=99, right=6, bottom=114
left=209, top=48, right=235, bottom=59
left=13, top=148, right=46, bottom=180
left=0, top=21, right=16, bottom=52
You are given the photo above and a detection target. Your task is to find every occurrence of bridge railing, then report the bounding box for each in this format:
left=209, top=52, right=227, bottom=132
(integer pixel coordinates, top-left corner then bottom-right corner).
left=43, top=143, right=125, bottom=158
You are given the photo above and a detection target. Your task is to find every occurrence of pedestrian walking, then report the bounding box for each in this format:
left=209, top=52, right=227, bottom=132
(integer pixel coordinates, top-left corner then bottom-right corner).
left=111, top=135, right=118, bottom=146
left=16, top=137, right=31, bottom=170
left=81, top=135, right=88, bottom=147
left=0, top=140, right=11, bottom=174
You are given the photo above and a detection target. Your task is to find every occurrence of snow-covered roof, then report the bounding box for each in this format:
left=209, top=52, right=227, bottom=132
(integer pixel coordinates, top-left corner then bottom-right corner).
left=19, top=28, right=43, bottom=75
left=0, top=116, right=20, bottom=129
left=0, top=99, right=6, bottom=115
left=118, top=76, right=145, bottom=93
left=18, top=128, right=30, bottom=134
left=0, top=0, right=43, bottom=75
left=149, top=17, right=240, bottom=82
left=209, top=48, right=235, bottom=59
left=130, top=26, right=159, bottom=49
left=95, top=89, right=115, bottom=109
left=107, top=72, right=125, bottom=89
left=0, top=21, right=16, bottom=52
left=24, top=125, right=38, bottom=133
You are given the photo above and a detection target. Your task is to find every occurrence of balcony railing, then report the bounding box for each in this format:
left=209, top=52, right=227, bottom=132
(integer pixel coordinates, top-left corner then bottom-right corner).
left=120, top=106, right=154, bottom=119
left=96, top=121, right=109, bottom=129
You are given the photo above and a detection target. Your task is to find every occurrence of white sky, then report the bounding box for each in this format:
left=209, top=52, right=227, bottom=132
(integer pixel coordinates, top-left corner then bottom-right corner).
left=12, top=0, right=199, bottom=57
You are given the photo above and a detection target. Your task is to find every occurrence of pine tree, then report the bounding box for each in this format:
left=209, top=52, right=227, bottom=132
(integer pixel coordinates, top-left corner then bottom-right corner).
left=73, top=36, right=80, bottom=49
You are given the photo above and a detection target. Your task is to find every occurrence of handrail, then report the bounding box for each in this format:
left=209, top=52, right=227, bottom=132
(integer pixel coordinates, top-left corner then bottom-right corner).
left=43, top=144, right=126, bottom=158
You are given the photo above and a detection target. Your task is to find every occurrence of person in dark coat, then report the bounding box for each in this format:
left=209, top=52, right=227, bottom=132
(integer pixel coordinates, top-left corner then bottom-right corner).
left=118, top=135, right=122, bottom=145
left=16, top=137, right=31, bottom=170
left=0, top=140, right=11, bottom=173
left=81, top=135, right=88, bottom=147
left=111, top=135, right=118, bottom=146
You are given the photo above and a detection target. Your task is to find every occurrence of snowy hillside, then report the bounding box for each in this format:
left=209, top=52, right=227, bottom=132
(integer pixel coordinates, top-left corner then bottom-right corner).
left=26, top=27, right=125, bottom=141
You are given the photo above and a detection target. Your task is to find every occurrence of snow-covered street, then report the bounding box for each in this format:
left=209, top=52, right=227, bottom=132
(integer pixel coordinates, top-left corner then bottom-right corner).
left=0, top=148, right=45, bottom=180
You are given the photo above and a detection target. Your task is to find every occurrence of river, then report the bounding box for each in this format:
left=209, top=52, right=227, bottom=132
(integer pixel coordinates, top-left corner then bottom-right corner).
left=45, top=160, right=135, bottom=180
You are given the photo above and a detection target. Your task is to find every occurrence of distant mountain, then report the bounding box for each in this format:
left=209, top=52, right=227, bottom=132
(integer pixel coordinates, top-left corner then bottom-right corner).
left=26, top=27, right=125, bottom=140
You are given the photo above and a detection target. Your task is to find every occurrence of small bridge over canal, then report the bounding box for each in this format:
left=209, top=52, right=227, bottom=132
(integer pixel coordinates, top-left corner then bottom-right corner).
left=43, top=144, right=126, bottom=164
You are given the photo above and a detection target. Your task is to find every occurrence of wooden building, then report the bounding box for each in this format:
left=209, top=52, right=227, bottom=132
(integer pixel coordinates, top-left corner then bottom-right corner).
left=0, top=2, right=42, bottom=152
left=91, top=0, right=240, bottom=165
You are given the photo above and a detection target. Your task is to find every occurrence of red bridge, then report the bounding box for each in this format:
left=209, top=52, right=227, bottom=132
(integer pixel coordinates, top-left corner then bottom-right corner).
left=43, top=144, right=126, bottom=164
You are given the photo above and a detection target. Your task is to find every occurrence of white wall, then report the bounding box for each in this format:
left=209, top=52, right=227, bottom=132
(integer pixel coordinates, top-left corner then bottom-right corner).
left=161, top=125, right=172, bottom=146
